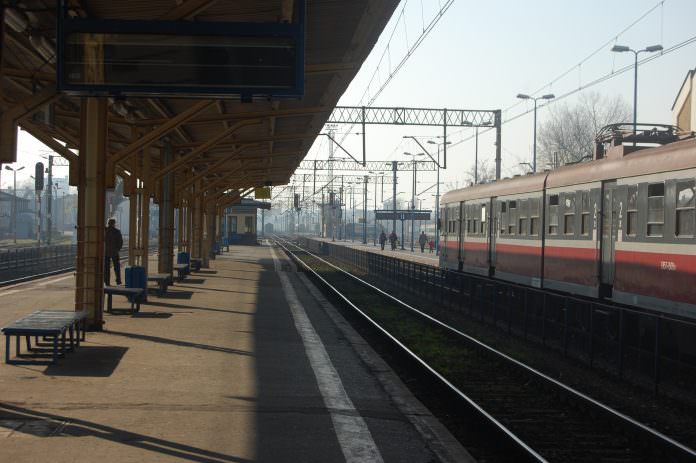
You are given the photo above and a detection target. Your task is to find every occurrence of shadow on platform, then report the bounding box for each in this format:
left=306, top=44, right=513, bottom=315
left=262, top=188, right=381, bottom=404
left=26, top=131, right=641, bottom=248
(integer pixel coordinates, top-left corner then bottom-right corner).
left=157, top=290, right=194, bottom=300
left=195, top=270, right=218, bottom=275
left=105, top=330, right=253, bottom=357
left=44, top=346, right=128, bottom=377
left=0, top=403, right=252, bottom=463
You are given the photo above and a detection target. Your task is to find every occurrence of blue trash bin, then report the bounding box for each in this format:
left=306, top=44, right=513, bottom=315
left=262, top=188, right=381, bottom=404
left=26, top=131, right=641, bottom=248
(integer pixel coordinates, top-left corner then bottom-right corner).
left=125, top=265, right=147, bottom=304
left=177, top=252, right=190, bottom=274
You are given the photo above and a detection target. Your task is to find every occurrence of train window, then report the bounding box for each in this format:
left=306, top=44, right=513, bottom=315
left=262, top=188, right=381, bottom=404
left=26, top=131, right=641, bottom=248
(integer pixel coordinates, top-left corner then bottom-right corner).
left=626, top=185, right=638, bottom=237
left=581, top=191, right=591, bottom=236
left=647, top=182, right=665, bottom=237
left=501, top=202, right=507, bottom=212
left=676, top=180, right=695, bottom=238
left=549, top=194, right=559, bottom=206
left=509, top=201, right=517, bottom=209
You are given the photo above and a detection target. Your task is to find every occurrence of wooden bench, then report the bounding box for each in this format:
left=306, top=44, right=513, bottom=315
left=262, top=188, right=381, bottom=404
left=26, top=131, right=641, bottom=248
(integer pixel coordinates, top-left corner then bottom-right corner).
left=173, top=263, right=189, bottom=281
left=2, top=310, right=87, bottom=365
left=104, top=286, right=145, bottom=313
left=190, top=258, right=202, bottom=272
left=147, top=273, right=172, bottom=296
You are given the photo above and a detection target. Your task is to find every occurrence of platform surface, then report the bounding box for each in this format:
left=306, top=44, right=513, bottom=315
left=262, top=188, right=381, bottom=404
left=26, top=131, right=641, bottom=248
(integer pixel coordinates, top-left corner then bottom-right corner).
left=0, top=244, right=461, bottom=462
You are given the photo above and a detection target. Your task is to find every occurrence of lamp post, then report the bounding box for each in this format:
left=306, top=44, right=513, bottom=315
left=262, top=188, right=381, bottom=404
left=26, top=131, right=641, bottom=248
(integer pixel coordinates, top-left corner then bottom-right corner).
left=4, top=165, right=25, bottom=243
left=427, top=139, right=451, bottom=255
left=404, top=152, right=423, bottom=251
left=516, top=93, right=555, bottom=173
left=611, top=43, right=663, bottom=146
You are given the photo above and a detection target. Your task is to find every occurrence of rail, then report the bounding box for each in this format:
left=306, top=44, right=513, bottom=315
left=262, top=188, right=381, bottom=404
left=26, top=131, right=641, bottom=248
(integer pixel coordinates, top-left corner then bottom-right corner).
left=300, top=236, right=696, bottom=398
left=279, top=235, right=696, bottom=462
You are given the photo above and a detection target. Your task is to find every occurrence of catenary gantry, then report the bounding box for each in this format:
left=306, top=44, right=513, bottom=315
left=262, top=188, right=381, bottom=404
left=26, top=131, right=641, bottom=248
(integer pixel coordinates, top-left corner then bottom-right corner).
left=0, top=0, right=400, bottom=329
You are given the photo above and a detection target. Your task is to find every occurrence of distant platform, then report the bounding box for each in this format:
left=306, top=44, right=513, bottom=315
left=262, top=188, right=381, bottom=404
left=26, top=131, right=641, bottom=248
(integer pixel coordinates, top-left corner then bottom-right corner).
left=309, top=236, right=440, bottom=267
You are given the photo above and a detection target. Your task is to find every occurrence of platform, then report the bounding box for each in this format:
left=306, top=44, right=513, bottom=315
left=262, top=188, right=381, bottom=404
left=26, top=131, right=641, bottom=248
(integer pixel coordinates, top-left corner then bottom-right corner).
left=0, top=244, right=466, bottom=462
left=310, top=237, right=440, bottom=267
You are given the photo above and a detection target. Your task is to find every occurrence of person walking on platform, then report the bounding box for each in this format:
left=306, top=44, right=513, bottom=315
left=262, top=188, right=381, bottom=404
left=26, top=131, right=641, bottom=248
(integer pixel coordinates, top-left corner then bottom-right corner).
left=379, top=231, right=387, bottom=250
left=419, top=231, right=427, bottom=253
left=389, top=230, right=398, bottom=250
left=104, top=218, right=123, bottom=286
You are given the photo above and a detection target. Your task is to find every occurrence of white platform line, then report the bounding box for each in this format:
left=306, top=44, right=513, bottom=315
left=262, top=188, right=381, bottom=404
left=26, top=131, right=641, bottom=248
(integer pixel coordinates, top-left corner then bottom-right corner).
left=270, top=246, right=383, bottom=463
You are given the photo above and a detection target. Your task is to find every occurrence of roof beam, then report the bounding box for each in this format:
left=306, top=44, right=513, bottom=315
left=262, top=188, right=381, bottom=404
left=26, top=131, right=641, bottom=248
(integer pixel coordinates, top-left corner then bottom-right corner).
left=19, top=119, right=78, bottom=164
left=161, top=0, right=220, bottom=20
left=140, top=106, right=329, bottom=126
left=109, top=100, right=214, bottom=165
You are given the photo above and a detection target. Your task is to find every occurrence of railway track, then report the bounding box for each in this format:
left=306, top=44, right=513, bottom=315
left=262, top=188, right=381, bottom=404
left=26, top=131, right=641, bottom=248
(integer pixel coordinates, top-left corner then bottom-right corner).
left=274, top=236, right=696, bottom=462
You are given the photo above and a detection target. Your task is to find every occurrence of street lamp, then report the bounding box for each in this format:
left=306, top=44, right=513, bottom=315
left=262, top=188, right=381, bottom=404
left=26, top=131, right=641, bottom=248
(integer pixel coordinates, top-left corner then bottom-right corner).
left=404, top=152, right=424, bottom=252
left=516, top=93, right=555, bottom=173
left=369, top=171, right=383, bottom=245
left=4, top=165, right=25, bottom=244
left=427, top=139, right=451, bottom=255
left=611, top=43, right=663, bottom=146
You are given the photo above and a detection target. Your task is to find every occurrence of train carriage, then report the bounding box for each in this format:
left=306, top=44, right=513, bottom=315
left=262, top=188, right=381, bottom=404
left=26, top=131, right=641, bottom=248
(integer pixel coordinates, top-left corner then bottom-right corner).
left=440, top=124, right=696, bottom=319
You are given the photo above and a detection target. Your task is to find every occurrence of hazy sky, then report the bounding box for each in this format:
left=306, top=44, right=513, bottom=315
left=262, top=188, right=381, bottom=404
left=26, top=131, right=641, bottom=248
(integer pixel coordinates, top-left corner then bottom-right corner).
left=3, top=0, right=696, bottom=212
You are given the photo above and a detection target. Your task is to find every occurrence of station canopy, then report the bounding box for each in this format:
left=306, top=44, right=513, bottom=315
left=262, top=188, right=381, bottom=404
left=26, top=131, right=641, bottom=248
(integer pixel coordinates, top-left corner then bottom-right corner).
left=1, top=0, right=400, bottom=192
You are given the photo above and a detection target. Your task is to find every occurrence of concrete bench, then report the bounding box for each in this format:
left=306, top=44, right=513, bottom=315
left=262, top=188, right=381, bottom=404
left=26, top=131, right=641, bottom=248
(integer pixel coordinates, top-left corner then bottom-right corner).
left=173, top=263, right=189, bottom=281
left=104, top=286, right=145, bottom=313
left=190, top=258, right=202, bottom=272
left=2, top=310, right=87, bottom=365
left=148, top=273, right=172, bottom=296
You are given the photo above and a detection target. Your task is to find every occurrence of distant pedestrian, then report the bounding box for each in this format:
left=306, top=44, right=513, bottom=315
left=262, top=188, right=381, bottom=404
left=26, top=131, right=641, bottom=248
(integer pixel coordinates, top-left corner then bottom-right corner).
left=419, top=231, right=427, bottom=253
left=104, top=218, right=123, bottom=286
left=389, top=231, right=398, bottom=250
left=379, top=231, right=387, bottom=250
left=428, top=239, right=434, bottom=253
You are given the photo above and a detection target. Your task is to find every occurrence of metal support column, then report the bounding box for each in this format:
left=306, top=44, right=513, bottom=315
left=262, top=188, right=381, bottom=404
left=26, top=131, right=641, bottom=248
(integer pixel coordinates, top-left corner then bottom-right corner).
left=191, top=182, right=203, bottom=258
left=158, top=140, right=174, bottom=277
left=75, top=98, right=107, bottom=329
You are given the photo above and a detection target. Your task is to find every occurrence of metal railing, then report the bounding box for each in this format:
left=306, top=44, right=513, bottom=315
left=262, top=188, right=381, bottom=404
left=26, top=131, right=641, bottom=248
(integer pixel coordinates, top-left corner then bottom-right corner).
left=299, top=236, right=696, bottom=398
left=0, top=244, right=77, bottom=283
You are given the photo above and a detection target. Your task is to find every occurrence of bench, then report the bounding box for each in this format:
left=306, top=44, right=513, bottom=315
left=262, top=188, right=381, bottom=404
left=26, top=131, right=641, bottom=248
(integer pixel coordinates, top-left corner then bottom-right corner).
left=2, top=310, right=87, bottom=365
left=104, top=286, right=145, bottom=313
left=147, top=273, right=172, bottom=296
left=173, top=263, right=189, bottom=281
left=190, top=258, right=202, bottom=272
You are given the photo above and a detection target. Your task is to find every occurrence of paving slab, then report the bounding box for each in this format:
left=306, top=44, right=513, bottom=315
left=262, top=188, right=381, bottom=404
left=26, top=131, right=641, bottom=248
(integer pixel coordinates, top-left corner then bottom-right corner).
left=0, top=244, right=464, bottom=462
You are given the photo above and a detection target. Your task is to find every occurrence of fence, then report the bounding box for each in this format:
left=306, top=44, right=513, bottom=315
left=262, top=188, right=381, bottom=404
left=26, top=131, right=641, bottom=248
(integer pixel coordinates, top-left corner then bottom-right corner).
left=0, top=244, right=77, bottom=283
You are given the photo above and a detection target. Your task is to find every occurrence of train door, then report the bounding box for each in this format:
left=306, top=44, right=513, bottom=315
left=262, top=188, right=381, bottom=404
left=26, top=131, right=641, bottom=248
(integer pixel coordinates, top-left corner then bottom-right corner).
left=488, top=197, right=497, bottom=276
left=600, top=180, right=618, bottom=296
left=458, top=201, right=464, bottom=269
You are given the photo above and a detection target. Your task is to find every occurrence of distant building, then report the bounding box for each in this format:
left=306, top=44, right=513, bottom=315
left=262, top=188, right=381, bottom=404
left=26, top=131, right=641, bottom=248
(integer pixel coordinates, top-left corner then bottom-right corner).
left=672, top=67, right=695, bottom=131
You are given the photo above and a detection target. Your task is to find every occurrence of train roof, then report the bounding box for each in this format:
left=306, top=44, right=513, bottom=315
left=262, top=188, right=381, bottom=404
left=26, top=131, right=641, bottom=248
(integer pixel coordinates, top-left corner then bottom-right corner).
left=441, top=137, right=696, bottom=204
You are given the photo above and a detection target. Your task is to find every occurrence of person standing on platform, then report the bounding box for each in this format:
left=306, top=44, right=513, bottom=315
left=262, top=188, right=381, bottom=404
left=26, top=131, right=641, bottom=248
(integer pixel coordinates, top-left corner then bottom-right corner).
left=419, top=231, right=427, bottom=253
left=389, top=230, right=398, bottom=250
left=379, top=231, right=387, bottom=250
left=428, top=239, right=434, bottom=253
left=104, top=218, right=123, bottom=286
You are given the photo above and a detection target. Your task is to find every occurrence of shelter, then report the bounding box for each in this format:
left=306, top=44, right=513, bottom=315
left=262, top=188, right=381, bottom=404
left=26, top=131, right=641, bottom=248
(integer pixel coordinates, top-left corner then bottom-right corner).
left=224, top=199, right=271, bottom=245
left=0, top=0, right=400, bottom=329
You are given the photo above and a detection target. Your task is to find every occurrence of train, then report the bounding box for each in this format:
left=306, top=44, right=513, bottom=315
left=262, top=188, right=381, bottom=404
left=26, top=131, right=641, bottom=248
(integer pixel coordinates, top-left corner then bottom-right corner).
left=440, top=123, right=696, bottom=319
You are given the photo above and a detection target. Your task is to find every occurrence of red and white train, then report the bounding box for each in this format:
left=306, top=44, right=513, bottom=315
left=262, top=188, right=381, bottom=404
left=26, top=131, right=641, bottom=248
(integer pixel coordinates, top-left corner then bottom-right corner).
left=440, top=124, right=696, bottom=319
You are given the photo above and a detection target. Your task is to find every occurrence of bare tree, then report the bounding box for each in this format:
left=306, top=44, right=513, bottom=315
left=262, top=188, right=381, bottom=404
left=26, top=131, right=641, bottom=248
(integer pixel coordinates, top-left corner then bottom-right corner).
left=538, top=92, right=631, bottom=169
left=464, top=159, right=496, bottom=185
